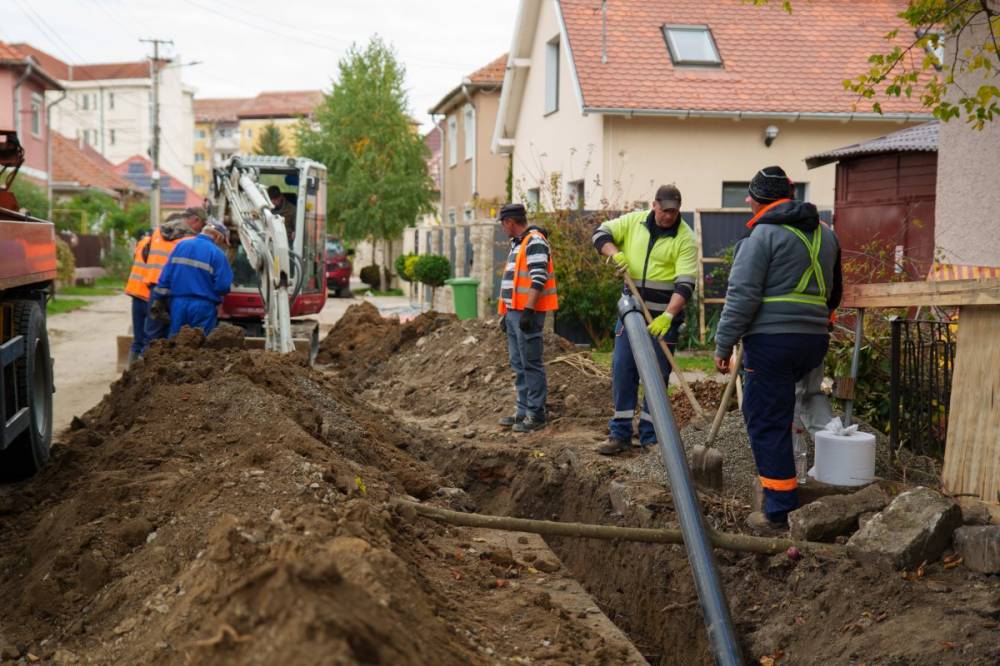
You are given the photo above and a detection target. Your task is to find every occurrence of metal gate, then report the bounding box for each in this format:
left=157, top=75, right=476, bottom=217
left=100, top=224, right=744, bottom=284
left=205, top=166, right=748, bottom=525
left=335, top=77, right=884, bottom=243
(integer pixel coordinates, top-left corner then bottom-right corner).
left=463, top=226, right=473, bottom=276
left=890, top=318, right=956, bottom=458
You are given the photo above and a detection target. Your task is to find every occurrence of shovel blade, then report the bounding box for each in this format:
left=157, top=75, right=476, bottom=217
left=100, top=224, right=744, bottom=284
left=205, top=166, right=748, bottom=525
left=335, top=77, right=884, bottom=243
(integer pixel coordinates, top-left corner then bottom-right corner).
left=691, top=445, right=725, bottom=492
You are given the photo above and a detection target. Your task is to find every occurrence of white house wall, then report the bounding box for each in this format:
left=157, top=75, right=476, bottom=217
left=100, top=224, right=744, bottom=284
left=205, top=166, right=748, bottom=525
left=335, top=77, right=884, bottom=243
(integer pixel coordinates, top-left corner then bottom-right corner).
left=510, top=0, right=603, bottom=209
left=602, top=116, right=912, bottom=211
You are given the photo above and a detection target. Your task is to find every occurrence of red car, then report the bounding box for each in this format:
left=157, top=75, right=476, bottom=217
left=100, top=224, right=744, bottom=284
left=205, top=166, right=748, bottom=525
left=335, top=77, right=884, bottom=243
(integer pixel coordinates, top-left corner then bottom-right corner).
left=325, top=239, right=352, bottom=297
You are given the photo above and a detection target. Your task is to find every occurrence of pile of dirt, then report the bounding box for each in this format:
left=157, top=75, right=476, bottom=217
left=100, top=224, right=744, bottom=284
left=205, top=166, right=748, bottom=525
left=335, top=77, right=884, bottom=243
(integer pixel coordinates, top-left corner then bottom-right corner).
left=314, top=302, right=454, bottom=377
left=0, top=334, right=632, bottom=664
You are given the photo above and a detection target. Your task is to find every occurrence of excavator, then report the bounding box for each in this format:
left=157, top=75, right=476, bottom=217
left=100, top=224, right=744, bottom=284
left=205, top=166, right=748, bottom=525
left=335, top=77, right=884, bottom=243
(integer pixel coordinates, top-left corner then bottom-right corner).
left=116, top=154, right=328, bottom=366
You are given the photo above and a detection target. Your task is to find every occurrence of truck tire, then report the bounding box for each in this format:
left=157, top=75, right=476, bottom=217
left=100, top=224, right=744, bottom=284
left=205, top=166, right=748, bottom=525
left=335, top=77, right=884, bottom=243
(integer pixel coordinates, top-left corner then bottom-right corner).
left=1, top=300, right=53, bottom=480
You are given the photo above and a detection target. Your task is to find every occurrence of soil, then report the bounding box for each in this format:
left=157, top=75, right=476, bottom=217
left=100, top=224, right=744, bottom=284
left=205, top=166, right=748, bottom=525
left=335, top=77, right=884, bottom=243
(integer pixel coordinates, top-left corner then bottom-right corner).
left=2, top=303, right=997, bottom=665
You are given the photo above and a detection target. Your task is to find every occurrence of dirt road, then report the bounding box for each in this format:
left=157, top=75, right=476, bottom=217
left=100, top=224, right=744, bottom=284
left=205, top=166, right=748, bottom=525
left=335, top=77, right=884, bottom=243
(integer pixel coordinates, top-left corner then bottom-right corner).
left=48, top=293, right=131, bottom=436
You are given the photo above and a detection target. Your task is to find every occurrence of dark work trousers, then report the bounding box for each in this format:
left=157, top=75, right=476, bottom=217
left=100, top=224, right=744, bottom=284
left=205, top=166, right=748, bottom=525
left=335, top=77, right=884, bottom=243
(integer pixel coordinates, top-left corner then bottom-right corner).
left=742, top=333, right=830, bottom=521
left=609, top=316, right=680, bottom=445
left=130, top=296, right=149, bottom=355
left=142, top=295, right=170, bottom=353
left=168, top=297, right=219, bottom=337
left=504, top=309, right=548, bottom=420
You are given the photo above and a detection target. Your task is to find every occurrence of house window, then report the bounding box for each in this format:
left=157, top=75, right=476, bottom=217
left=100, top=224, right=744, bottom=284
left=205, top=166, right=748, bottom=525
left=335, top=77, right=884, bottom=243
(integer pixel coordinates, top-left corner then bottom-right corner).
left=463, top=105, right=475, bottom=162
left=109, top=129, right=116, bottom=146
left=108, top=92, right=115, bottom=110
left=194, top=175, right=204, bottom=187
left=196, top=129, right=206, bottom=139
left=246, top=128, right=253, bottom=138
left=526, top=188, right=540, bottom=208
left=81, top=94, right=89, bottom=111
left=195, top=153, right=205, bottom=163
left=30, top=95, right=42, bottom=136
left=545, top=37, right=560, bottom=114
left=463, top=207, right=473, bottom=221
left=722, top=181, right=807, bottom=208
left=448, top=209, right=456, bottom=225
left=662, top=25, right=722, bottom=66
left=568, top=180, right=584, bottom=210
left=447, top=115, right=458, bottom=167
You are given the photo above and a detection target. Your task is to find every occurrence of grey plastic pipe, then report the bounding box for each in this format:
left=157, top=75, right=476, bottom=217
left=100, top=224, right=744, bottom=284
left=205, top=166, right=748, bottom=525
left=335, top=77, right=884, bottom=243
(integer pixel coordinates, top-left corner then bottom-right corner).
left=618, top=295, right=742, bottom=666
left=843, top=308, right=865, bottom=427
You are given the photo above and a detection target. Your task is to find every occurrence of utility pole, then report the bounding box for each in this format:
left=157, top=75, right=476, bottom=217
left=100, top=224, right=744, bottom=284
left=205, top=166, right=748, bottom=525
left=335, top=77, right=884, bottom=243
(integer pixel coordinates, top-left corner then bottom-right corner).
left=140, top=38, right=172, bottom=228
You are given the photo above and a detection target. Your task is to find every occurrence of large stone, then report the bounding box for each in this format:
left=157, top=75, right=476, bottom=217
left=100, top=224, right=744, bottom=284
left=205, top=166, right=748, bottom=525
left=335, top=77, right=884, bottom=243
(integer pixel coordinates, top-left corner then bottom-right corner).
left=847, top=486, right=961, bottom=570
left=953, top=525, right=1000, bottom=574
left=788, top=483, right=890, bottom=542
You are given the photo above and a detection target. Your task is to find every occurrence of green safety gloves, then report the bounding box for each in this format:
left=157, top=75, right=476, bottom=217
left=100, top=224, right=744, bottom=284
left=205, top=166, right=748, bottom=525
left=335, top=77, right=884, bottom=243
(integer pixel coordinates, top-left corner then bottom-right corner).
left=610, top=251, right=628, bottom=271
left=647, top=311, right=673, bottom=337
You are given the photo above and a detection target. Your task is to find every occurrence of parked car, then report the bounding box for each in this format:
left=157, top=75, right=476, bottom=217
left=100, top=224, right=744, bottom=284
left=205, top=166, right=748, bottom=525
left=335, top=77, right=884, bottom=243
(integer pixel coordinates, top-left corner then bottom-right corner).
left=325, top=239, right=352, bottom=297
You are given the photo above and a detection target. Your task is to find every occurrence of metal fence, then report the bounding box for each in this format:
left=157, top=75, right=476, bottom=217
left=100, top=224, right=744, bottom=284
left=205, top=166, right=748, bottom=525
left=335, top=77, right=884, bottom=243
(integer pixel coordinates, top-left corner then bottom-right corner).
left=890, top=318, right=956, bottom=458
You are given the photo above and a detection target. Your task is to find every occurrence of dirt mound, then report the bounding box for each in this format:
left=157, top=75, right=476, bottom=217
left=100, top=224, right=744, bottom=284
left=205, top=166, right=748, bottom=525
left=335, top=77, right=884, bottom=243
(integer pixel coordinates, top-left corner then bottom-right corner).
left=0, top=340, right=625, bottom=664
left=315, top=302, right=454, bottom=376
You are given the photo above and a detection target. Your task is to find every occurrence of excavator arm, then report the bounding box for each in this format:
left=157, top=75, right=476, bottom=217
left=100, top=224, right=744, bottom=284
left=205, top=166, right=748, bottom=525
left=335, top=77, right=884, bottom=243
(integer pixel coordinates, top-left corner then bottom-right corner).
left=212, top=158, right=294, bottom=353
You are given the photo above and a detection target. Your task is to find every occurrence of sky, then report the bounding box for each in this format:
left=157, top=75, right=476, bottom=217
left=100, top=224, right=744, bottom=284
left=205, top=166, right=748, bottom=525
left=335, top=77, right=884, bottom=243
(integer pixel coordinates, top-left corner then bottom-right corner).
left=3, top=0, right=518, bottom=132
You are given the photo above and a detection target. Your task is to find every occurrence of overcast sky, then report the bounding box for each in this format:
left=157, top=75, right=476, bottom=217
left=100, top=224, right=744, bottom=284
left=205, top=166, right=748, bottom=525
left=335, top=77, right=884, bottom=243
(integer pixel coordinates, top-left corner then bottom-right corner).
left=4, top=0, right=518, bottom=132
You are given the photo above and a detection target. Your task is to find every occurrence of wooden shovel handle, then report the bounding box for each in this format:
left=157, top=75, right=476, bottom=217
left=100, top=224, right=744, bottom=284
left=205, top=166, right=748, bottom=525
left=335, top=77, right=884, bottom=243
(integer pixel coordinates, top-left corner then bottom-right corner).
left=622, top=273, right=707, bottom=420
left=707, top=344, right=742, bottom=447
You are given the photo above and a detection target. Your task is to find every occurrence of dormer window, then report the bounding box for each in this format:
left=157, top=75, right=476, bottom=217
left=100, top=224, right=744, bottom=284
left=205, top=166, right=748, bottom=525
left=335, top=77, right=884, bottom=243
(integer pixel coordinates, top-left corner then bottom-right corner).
left=662, top=25, right=722, bottom=66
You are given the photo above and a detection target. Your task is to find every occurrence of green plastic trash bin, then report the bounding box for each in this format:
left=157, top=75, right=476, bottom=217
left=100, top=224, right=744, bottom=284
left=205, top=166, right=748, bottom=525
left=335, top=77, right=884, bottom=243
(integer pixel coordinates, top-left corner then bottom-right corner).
left=445, top=277, right=480, bottom=320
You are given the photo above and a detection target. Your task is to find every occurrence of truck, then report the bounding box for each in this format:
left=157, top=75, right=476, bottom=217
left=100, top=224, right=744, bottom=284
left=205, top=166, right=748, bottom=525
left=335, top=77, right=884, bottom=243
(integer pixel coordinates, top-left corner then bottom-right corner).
left=0, top=130, right=56, bottom=479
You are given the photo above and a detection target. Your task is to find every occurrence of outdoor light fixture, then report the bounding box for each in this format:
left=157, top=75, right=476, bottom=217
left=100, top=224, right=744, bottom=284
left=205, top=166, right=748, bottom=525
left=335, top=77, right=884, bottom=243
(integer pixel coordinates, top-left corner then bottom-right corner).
left=763, top=125, right=780, bottom=147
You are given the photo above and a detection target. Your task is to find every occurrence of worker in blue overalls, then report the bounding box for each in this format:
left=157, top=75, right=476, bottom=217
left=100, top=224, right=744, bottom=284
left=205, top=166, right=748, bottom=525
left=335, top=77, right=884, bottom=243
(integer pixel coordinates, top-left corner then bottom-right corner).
left=150, top=218, right=233, bottom=337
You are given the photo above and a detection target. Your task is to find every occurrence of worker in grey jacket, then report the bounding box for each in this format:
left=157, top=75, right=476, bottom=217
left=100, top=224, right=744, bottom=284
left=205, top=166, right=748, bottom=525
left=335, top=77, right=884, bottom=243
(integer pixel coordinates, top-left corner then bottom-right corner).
left=714, top=166, right=842, bottom=534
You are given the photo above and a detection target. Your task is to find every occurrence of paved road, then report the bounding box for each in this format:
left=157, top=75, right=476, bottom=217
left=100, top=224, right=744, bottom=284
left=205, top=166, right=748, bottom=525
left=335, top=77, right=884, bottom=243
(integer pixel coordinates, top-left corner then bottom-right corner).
left=47, top=286, right=421, bottom=437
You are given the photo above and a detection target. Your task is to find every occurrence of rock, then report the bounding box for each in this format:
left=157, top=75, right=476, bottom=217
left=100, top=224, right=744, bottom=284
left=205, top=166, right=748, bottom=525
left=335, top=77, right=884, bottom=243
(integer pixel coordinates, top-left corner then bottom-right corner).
left=52, top=649, right=78, bottom=664
left=953, top=525, right=1000, bottom=574
left=608, top=481, right=632, bottom=515
left=564, top=394, right=579, bottom=411
left=117, top=517, right=154, bottom=548
left=788, top=483, right=890, bottom=542
left=847, top=486, right=961, bottom=570
left=858, top=511, right=877, bottom=531
left=957, top=498, right=993, bottom=526
left=485, top=547, right=516, bottom=568
left=534, top=557, right=561, bottom=573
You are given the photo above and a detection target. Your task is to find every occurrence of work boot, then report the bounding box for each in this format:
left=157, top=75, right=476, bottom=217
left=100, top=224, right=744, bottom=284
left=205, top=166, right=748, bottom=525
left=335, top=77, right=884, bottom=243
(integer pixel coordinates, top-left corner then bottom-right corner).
left=596, top=437, right=630, bottom=456
left=745, top=511, right=788, bottom=536
left=498, top=414, right=525, bottom=427
left=512, top=415, right=546, bottom=433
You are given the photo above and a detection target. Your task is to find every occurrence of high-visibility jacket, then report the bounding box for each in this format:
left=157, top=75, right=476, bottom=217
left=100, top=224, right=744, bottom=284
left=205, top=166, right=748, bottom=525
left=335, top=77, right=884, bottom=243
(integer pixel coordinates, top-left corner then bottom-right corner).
left=498, top=229, right=558, bottom=314
left=145, top=225, right=194, bottom=287
left=151, top=234, right=233, bottom=304
left=124, top=235, right=152, bottom=300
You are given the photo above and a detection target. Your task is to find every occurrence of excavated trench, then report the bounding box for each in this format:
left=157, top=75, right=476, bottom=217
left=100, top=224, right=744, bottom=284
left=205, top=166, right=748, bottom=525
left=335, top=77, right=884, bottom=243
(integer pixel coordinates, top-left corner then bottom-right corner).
left=413, top=439, right=721, bottom=666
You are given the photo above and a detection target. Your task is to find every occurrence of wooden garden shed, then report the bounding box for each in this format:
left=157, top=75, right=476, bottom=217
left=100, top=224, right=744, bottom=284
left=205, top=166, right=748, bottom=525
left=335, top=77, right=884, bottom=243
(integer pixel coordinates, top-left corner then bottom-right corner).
left=806, top=122, right=939, bottom=281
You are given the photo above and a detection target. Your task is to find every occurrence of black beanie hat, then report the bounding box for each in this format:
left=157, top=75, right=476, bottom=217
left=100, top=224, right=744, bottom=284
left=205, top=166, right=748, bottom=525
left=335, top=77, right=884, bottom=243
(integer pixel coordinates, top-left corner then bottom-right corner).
left=498, top=203, right=527, bottom=222
left=748, top=166, right=792, bottom=204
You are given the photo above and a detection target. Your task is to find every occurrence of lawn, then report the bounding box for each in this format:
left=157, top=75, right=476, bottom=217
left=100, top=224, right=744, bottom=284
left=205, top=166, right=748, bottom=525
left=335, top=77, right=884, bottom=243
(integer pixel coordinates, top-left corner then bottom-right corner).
left=591, top=350, right=717, bottom=374
left=47, top=298, right=91, bottom=315
left=57, top=275, right=123, bottom=297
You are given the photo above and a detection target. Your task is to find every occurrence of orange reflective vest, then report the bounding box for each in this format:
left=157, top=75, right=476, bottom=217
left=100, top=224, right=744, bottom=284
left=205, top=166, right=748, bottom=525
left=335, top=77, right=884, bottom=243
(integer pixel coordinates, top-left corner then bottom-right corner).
left=497, top=230, right=559, bottom=315
left=124, top=236, right=152, bottom=300
left=145, top=227, right=192, bottom=287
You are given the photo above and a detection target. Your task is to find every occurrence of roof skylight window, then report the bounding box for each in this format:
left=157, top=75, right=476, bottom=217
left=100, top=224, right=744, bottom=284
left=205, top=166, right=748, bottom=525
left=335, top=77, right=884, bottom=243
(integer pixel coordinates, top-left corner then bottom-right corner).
left=662, top=25, right=722, bottom=66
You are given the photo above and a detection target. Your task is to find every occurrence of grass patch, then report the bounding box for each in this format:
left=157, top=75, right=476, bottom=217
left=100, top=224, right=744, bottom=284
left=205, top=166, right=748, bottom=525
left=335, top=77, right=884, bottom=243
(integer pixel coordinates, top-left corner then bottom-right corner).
left=366, top=288, right=405, bottom=297
left=47, top=298, right=90, bottom=315
left=591, top=350, right=612, bottom=370
left=674, top=353, right=718, bottom=374
left=58, top=275, right=124, bottom=297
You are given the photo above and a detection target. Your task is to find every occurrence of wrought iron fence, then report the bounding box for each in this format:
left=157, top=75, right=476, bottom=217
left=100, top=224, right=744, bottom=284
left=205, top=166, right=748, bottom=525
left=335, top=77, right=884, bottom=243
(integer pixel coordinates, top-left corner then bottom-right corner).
left=889, top=318, right=956, bottom=458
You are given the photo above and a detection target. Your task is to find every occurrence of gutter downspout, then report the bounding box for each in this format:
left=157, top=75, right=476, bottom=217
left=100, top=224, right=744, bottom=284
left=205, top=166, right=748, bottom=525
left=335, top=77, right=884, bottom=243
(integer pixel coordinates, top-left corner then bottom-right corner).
left=13, top=58, right=34, bottom=139
left=461, top=81, right=477, bottom=208
left=430, top=112, right=446, bottom=225
left=47, top=89, right=68, bottom=214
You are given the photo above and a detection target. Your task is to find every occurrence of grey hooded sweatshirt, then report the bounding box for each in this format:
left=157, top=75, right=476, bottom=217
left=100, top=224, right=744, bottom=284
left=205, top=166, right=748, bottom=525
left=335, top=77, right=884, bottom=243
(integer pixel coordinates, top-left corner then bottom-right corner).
left=715, top=200, right=842, bottom=359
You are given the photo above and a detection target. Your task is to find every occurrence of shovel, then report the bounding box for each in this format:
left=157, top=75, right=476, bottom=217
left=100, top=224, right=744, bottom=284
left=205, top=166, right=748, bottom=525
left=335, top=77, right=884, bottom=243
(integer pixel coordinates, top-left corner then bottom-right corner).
left=621, top=273, right=709, bottom=429
left=690, top=345, right=741, bottom=492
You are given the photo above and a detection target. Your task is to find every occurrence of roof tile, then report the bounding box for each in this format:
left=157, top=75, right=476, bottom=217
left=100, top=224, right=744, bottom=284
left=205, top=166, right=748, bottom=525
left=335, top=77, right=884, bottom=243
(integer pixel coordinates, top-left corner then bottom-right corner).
left=52, top=133, right=136, bottom=194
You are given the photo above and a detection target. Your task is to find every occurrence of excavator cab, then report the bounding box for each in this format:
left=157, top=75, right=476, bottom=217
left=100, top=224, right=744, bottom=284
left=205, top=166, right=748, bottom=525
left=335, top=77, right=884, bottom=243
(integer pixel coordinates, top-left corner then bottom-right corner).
left=213, top=155, right=328, bottom=358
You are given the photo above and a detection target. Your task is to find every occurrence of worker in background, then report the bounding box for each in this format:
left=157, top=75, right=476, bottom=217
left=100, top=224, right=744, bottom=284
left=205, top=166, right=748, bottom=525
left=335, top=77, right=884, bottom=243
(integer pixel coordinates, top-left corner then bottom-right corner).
left=591, top=185, right=698, bottom=455
left=150, top=218, right=233, bottom=338
left=143, top=207, right=206, bottom=351
left=123, top=228, right=152, bottom=367
left=715, top=166, right=842, bottom=534
left=496, top=203, right=558, bottom=433
left=267, top=185, right=296, bottom=246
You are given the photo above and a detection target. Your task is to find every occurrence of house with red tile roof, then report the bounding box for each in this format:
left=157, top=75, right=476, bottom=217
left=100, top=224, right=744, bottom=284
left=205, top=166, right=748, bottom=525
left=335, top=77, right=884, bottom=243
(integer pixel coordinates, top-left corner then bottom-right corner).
left=429, top=53, right=508, bottom=224
left=50, top=132, right=137, bottom=201
left=192, top=97, right=250, bottom=196
left=114, top=155, right=201, bottom=220
left=235, top=90, right=324, bottom=157
left=493, top=0, right=932, bottom=213
left=14, top=43, right=195, bottom=189
left=0, top=41, right=64, bottom=184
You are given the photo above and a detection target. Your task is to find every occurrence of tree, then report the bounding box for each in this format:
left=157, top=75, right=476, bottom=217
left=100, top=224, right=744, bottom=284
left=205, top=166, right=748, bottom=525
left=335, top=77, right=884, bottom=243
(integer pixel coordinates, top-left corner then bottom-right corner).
left=254, top=122, right=286, bottom=155
left=298, top=36, right=433, bottom=287
left=10, top=178, right=49, bottom=218
left=750, top=0, right=1000, bottom=128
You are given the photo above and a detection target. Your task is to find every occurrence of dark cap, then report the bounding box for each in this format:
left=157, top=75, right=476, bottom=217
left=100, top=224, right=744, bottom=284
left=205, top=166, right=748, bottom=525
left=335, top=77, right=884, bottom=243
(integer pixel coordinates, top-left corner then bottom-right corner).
left=655, top=184, right=682, bottom=210
left=498, top=203, right=527, bottom=222
left=183, top=206, right=208, bottom=221
left=266, top=185, right=282, bottom=198
left=748, top=166, right=792, bottom=204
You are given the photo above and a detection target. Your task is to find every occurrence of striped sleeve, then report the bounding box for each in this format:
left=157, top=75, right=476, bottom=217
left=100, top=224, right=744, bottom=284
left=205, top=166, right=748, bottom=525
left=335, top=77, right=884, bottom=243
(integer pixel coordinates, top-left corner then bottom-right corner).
left=524, top=234, right=551, bottom=290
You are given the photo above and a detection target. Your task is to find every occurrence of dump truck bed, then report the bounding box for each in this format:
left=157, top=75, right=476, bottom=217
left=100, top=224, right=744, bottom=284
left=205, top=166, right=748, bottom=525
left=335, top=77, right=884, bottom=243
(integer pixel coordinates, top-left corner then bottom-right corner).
left=0, top=220, right=58, bottom=292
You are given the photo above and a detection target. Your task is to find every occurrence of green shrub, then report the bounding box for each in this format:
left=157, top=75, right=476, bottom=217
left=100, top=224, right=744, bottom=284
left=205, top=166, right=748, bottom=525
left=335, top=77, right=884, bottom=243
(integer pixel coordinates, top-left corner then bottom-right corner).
left=55, top=237, right=75, bottom=284
left=413, top=254, right=450, bottom=308
left=10, top=178, right=49, bottom=218
left=359, top=264, right=381, bottom=290
left=394, top=253, right=418, bottom=282
left=101, top=244, right=133, bottom=280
